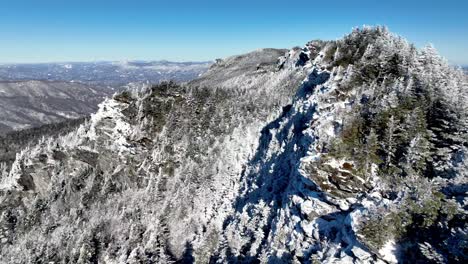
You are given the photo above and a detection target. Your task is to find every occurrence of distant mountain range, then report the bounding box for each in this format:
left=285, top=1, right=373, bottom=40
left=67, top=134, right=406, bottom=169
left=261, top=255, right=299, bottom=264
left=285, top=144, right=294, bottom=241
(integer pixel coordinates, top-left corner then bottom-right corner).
left=0, top=60, right=212, bottom=87
left=0, top=80, right=112, bottom=134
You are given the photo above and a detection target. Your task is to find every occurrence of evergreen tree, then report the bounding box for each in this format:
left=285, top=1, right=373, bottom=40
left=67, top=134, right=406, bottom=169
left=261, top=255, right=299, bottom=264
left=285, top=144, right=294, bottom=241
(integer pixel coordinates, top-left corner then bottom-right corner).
left=362, top=128, right=381, bottom=179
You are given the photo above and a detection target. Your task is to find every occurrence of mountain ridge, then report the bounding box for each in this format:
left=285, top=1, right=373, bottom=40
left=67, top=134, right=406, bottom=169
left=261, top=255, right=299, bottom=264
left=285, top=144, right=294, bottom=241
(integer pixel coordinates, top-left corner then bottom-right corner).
left=0, top=27, right=466, bottom=263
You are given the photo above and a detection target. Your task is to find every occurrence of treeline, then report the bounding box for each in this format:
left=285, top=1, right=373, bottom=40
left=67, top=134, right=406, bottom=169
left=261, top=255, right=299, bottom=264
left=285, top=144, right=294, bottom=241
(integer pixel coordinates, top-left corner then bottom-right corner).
left=0, top=117, right=88, bottom=166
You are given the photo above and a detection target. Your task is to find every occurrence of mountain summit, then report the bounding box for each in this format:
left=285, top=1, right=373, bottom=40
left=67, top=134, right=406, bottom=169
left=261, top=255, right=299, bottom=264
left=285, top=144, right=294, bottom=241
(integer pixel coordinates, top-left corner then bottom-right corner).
left=0, top=27, right=466, bottom=263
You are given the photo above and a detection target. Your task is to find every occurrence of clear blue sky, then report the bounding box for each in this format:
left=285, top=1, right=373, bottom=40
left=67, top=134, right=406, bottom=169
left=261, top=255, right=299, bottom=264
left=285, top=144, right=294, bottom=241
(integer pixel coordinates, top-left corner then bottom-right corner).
left=1, top=0, right=467, bottom=64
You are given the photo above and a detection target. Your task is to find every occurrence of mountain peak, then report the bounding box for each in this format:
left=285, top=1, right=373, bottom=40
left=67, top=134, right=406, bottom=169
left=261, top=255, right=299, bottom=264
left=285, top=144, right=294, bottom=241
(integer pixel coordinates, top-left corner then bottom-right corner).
left=0, top=27, right=466, bottom=263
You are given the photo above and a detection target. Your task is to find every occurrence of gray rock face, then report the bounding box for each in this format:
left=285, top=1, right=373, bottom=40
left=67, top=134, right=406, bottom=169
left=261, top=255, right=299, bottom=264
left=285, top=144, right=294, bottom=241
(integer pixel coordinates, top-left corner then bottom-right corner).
left=0, top=80, right=110, bottom=134
left=0, top=27, right=466, bottom=263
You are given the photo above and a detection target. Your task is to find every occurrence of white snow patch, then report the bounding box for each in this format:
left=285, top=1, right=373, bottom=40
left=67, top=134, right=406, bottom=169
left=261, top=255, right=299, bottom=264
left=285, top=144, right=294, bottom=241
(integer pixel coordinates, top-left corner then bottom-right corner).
left=351, top=246, right=372, bottom=261
left=379, top=240, right=398, bottom=263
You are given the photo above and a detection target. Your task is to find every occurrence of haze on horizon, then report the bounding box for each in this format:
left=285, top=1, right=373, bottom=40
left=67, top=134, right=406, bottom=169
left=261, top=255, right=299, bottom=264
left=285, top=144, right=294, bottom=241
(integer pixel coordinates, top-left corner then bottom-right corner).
left=1, top=0, right=467, bottom=65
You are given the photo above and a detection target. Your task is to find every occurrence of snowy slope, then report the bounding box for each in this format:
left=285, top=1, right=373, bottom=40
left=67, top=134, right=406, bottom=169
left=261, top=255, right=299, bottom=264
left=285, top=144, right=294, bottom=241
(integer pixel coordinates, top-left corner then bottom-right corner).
left=0, top=27, right=466, bottom=263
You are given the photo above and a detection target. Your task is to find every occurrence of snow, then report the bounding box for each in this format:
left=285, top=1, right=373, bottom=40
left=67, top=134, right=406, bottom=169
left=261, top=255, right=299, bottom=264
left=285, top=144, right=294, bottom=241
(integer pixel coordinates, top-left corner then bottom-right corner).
left=351, top=246, right=372, bottom=261
left=86, top=98, right=134, bottom=156
left=379, top=240, right=398, bottom=263
left=2, top=28, right=464, bottom=263
left=0, top=153, right=23, bottom=190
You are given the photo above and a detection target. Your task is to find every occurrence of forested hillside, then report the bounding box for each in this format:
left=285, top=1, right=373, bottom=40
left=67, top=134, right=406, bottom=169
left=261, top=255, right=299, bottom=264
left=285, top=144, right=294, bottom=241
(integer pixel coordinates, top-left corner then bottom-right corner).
left=0, top=27, right=466, bottom=263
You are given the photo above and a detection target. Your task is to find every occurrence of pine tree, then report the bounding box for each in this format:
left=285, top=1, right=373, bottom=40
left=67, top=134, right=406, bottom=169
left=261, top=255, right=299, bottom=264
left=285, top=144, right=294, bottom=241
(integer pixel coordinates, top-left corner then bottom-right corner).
left=362, top=129, right=381, bottom=180
left=382, top=115, right=398, bottom=169
left=402, top=134, right=433, bottom=177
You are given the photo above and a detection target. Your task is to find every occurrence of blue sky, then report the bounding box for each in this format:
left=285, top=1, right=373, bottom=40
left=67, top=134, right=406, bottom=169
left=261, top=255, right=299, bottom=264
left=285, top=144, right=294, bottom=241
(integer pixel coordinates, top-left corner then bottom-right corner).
left=1, top=0, right=467, bottom=64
